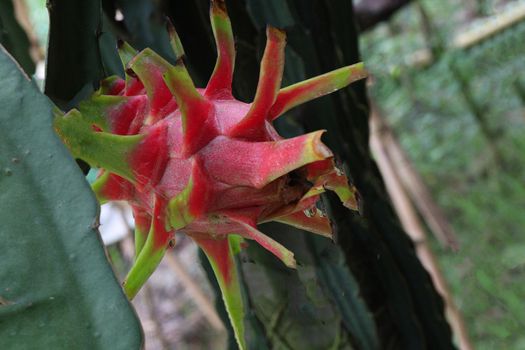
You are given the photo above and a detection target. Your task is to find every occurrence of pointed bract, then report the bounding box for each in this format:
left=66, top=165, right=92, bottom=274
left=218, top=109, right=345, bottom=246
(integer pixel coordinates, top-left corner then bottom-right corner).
left=229, top=27, right=286, bottom=139
left=166, top=20, right=185, bottom=59
left=117, top=40, right=138, bottom=87
left=79, top=94, right=148, bottom=135
left=162, top=62, right=217, bottom=155
left=117, top=40, right=137, bottom=69
left=269, top=62, right=368, bottom=120
left=168, top=157, right=210, bottom=229
left=92, top=171, right=134, bottom=204
left=129, top=48, right=176, bottom=120
left=123, top=197, right=172, bottom=299
left=129, top=124, right=169, bottom=189
left=319, top=171, right=359, bottom=210
left=273, top=210, right=332, bottom=238
left=201, top=131, right=332, bottom=189
left=78, top=94, right=125, bottom=132
left=193, top=235, right=246, bottom=350
left=132, top=206, right=151, bottom=259
left=99, top=75, right=125, bottom=95
left=206, top=0, right=235, bottom=99
left=54, top=109, right=142, bottom=183
left=228, top=216, right=296, bottom=268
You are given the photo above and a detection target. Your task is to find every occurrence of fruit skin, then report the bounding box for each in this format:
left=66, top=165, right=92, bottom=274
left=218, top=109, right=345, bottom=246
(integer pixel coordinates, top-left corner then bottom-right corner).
left=53, top=1, right=367, bottom=348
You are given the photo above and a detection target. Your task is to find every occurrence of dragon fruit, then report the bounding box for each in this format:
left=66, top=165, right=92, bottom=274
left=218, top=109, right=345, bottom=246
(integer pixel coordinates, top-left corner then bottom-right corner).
left=53, top=0, right=366, bottom=348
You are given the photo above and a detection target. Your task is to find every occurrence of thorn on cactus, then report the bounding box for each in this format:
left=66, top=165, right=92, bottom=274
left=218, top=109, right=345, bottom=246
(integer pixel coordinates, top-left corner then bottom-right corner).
left=53, top=0, right=367, bottom=348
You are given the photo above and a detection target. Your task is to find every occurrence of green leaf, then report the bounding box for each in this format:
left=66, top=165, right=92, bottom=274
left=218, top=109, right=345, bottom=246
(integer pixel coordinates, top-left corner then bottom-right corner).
left=0, top=0, right=35, bottom=74
left=0, top=46, right=143, bottom=350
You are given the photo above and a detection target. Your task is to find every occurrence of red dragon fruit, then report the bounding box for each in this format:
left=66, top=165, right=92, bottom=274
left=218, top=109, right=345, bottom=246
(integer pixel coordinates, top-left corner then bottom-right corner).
left=53, top=0, right=366, bottom=348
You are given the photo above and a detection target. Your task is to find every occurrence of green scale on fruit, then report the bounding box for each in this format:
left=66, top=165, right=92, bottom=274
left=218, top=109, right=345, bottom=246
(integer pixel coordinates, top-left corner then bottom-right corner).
left=53, top=1, right=367, bottom=348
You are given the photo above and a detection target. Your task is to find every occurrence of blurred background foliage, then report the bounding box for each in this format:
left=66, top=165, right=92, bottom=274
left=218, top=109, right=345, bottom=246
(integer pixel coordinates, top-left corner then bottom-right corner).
left=3, top=0, right=524, bottom=348
left=361, top=0, right=525, bottom=349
